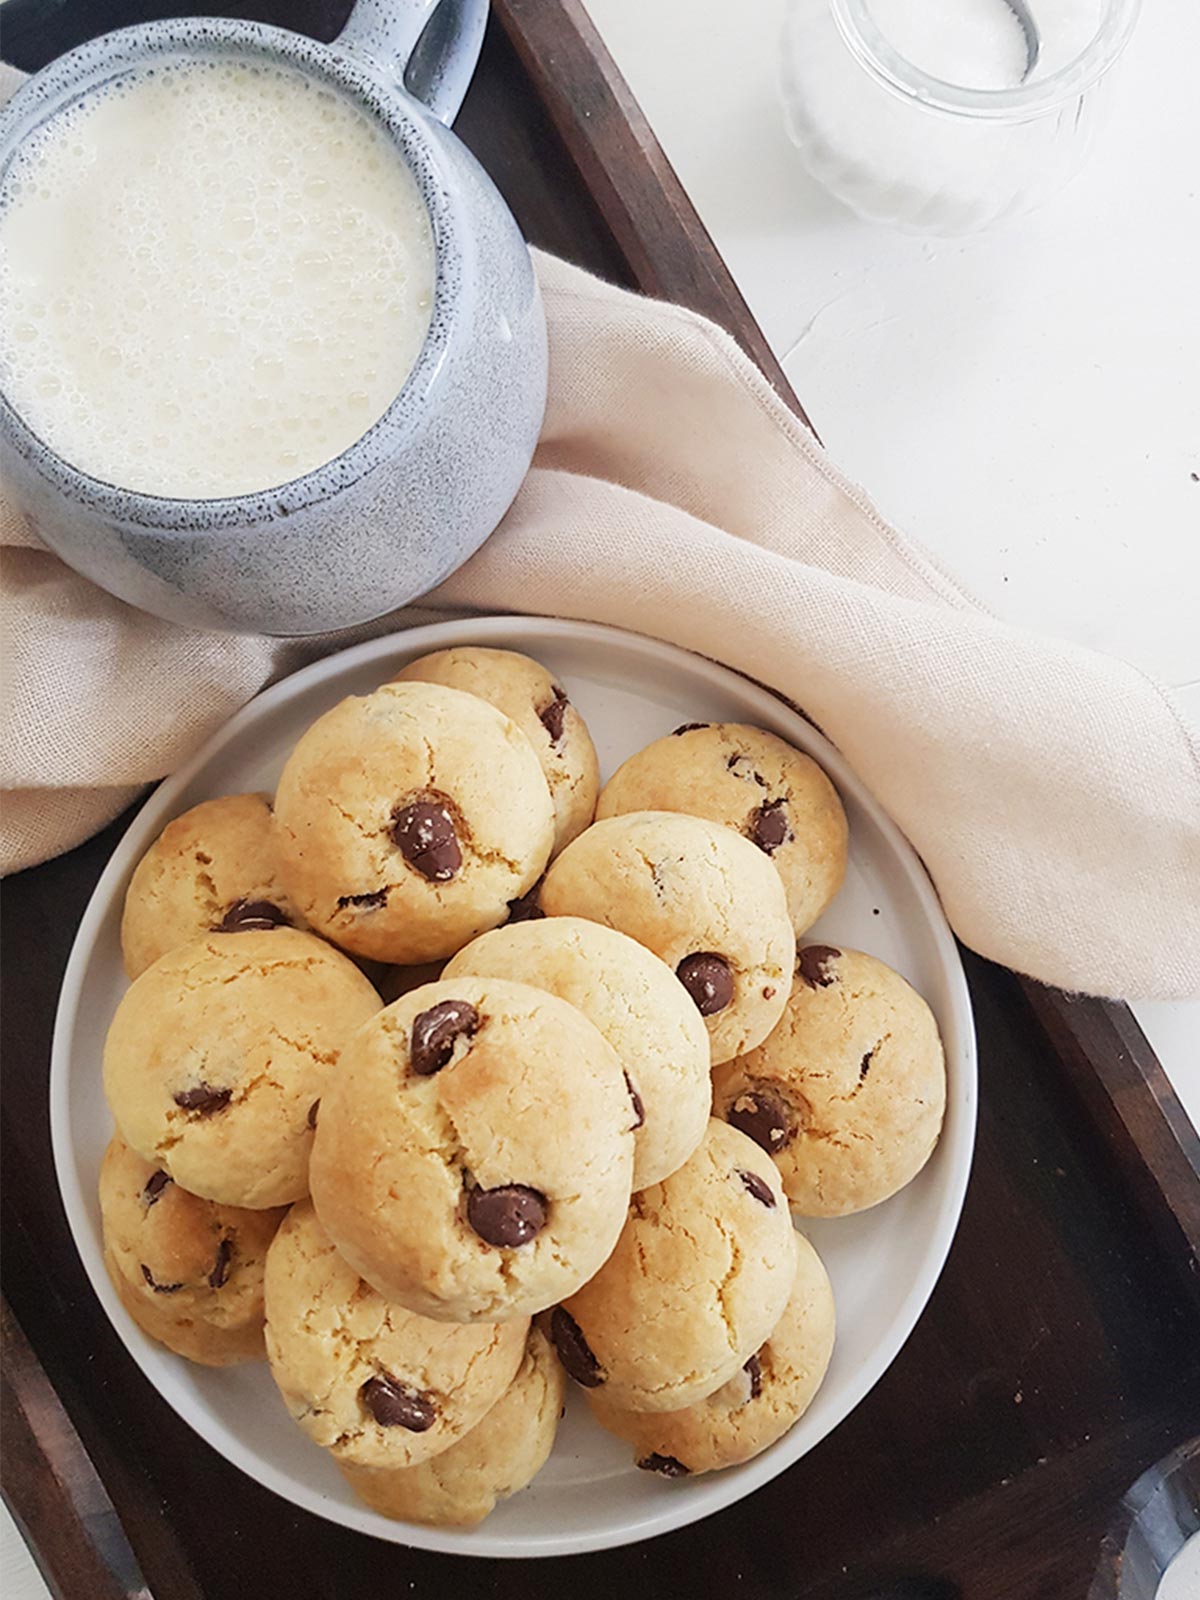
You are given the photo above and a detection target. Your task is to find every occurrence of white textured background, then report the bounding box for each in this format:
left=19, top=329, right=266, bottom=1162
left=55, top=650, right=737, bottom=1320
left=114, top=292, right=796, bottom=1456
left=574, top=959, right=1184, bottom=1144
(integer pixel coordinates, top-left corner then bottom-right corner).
left=585, top=0, right=1200, bottom=1128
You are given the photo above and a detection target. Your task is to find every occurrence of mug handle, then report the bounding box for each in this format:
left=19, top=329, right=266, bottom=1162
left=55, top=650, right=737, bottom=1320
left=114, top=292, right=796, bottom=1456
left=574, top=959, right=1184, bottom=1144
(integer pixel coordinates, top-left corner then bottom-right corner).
left=336, top=0, right=489, bottom=125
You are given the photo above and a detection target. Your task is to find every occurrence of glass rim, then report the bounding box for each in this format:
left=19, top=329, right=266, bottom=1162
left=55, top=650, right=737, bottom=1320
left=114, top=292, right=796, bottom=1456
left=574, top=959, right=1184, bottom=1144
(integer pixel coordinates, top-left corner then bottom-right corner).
left=828, top=0, right=1142, bottom=120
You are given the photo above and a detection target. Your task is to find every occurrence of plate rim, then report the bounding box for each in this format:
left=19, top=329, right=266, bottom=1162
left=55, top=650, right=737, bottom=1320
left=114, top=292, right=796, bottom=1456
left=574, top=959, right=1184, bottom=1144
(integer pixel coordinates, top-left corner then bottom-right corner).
left=49, top=613, right=977, bottom=1559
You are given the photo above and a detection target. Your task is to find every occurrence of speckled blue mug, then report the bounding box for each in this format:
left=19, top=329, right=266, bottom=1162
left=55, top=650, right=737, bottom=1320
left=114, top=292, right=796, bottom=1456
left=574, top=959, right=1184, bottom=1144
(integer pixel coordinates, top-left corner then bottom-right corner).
left=0, top=0, right=547, bottom=635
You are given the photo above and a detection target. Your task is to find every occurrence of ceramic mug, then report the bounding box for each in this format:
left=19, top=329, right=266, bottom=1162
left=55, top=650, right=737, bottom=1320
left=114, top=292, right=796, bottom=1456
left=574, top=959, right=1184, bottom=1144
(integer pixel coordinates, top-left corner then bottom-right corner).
left=0, top=0, right=547, bottom=635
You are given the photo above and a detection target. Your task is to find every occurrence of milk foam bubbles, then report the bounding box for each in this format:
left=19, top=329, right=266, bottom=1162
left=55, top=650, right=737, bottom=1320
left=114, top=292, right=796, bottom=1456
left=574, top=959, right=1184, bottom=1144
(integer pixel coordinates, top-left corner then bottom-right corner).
left=0, top=58, right=435, bottom=497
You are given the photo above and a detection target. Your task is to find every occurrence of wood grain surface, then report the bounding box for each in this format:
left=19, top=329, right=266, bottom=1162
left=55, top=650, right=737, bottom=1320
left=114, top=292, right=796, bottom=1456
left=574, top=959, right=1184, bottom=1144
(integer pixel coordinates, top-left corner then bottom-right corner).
left=2, top=3, right=1197, bottom=1597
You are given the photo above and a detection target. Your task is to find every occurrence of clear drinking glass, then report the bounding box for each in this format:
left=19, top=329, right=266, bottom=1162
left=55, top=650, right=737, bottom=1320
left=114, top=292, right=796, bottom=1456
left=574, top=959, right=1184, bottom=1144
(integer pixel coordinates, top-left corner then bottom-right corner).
left=780, top=0, right=1142, bottom=233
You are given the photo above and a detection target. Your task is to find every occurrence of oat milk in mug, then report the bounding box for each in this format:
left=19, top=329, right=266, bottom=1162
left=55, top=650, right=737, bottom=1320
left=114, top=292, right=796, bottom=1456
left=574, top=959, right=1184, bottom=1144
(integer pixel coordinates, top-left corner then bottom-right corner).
left=0, top=59, right=438, bottom=498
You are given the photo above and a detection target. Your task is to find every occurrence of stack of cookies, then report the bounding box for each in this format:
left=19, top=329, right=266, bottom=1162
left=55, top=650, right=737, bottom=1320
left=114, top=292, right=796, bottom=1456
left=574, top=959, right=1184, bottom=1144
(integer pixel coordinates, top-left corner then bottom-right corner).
left=98, top=645, right=947, bottom=1528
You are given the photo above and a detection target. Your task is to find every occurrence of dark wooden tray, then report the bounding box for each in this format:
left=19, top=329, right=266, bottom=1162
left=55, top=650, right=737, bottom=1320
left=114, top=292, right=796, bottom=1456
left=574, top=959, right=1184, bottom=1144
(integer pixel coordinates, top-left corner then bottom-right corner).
left=3, top=4, right=1198, bottom=1597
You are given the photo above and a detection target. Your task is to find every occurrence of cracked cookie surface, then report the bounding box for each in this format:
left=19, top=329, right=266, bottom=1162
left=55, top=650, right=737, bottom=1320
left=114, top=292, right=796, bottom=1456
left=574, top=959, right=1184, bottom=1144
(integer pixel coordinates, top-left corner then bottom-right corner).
left=310, top=976, right=635, bottom=1323
left=339, top=1325, right=564, bottom=1525
left=712, top=946, right=947, bottom=1216
left=596, top=722, right=848, bottom=936
left=103, top=928, right=381, bottom=1209
left=444, top=916, right=711, bottom=1189
left=100, top=1135, right=286, bottom=1366
left=589, top=1229, right=834, bottom=1474
left=540, top=812, right=793, bottom=1064
left=554, top=1119, right=797, bottom=1413
left=264, top=1202, right=526, bottom=1469
left=392, top=647, right=599, bottom=859
left=273, top=682, right=555, bottom=964
left=121, top=792, right=304, bottom=979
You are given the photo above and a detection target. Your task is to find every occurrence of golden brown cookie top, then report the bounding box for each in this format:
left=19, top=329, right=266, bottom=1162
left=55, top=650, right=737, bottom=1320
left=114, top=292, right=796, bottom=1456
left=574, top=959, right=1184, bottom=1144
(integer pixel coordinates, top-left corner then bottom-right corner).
left=311, top=976, right=635, bottom=1323
left=596, top=722, right=847, bottom=936
left=553, top=1119, right=798, bottom=1414
left=121, top=792, right=303, bottom=979
left=99, top=1136, right=286, bottom=1366
left=541, top=811, right=794, bottom=1064
left=393, top=647, right=599, bottom=858
left=264, top=1201, right=527, bottom=1470
left=712, top=945, right=946, bottom=1216
left=444, top=916, right=711, bottom=1189
left=273, top=681, right=555, bottom=964
left=102, top=928, right=380, bottom=1209
left=589, top=1229, right=834, bottom=1476
left=339, top=1326, right=565, bottom=1526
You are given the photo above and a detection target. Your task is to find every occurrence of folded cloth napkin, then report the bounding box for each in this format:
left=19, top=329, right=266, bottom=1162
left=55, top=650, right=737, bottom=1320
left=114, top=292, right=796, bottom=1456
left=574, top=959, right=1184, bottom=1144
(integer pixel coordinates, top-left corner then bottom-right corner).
left=1, top=60, right=1196, bottom=999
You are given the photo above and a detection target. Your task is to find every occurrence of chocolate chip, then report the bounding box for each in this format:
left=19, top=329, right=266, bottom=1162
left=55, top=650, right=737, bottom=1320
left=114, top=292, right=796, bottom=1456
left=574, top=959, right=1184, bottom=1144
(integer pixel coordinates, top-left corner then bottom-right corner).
left=671, top=722, right=709, bottom=736
left=142, top=1170, right=171, bottom=1206
left=745, top=1352, right=763, bottom=1399
left=749, top=799, right=792, bottom=855
left=208, top=1237, right=233, bottom=1289
left=506, top=885, right=545, bottom=923
left=550, top=1306, right=603, bottom=1388
left=411, top=999, right=481, bottom=1076
left=173, top=1083, right=231, bottom=1115
left=213, top=897, right=289, bottom=933
left=141, top=1264, right=183, bottom=1294
left=727, top=753, right=768, bottom=787
left=539, top=688, right=569, bottom=744
left=467, top=1184, right=548, bottom=1247
left=336, top=888, right=388, bottom=911
left=360, top=1374, right=437, bottom=1432
left=738, top=1169, right=777, bottom=1207
left=797, top=944, right=841, bottom=988
left=727, top=1089, right=793, bottom=1153
left=624, top=1071, right=645, bottom=1130
left=675, top=952, right=734, bottom=1016
left=307, top=1099, right=320, bottom=1129
left=859, top=1050, right=874, bottom=1080
left=391, top=799, right=462, bottom=882
left=762, top=985, right=777, bottom=1000
left=638, top=1453, right=690, bottom=1478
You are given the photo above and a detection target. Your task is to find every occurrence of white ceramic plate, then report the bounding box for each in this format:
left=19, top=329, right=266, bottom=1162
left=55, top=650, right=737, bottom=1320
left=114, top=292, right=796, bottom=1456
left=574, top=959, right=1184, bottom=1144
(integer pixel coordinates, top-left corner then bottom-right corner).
left=51, top=616, right=976, bottom=1559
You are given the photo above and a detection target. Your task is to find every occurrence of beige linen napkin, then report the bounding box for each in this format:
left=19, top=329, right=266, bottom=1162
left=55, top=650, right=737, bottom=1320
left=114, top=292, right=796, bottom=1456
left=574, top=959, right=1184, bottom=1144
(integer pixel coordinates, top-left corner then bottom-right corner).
left=1, top=62, right=1196, bottom=1000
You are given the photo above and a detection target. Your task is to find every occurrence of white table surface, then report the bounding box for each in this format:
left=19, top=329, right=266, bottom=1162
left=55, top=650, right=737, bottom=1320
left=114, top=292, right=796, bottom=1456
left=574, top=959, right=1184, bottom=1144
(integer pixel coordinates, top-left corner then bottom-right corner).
left=2, top=8, right=1196, bottom=1590
left=1, top=1504, right=47, bottom=1600
left=585, top=0, right=1200, bottom=1130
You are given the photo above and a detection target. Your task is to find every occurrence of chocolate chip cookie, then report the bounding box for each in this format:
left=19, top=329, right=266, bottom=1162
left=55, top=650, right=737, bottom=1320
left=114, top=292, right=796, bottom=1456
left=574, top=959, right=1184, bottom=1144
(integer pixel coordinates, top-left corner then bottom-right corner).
left=596, top=723, right=848, bottom=936
left=589, top=1230, right=834, bottom=1475
left=121, top=792, right=303, bottom=979
left=310, top=976, right=635, bottom=1322
left=393, top=647, right=600, bottom=858
left=539, top=812, right=794, bottom=1064
left=264, top=1202, right=527, bottom=1469
left=100, top=1136, right=286, bottom=1366
left=712, top=945, right=947, bottom=1216
left=339, top=1325, right=564, bottom=1525
left=273, top=682, right=555, bottom=965
left=551, top=1119, right=797, bottom=1412
left=103, top=928, right=380, bottom=1209
left=443, top=916, right=711, bottom=1189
